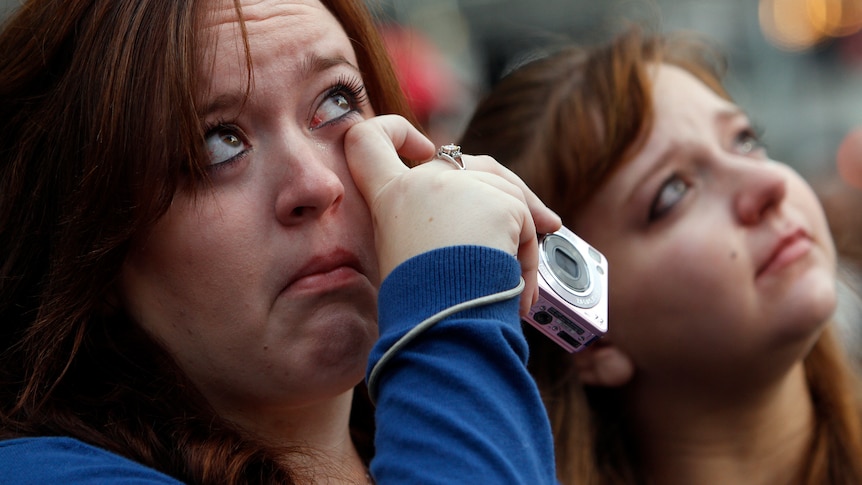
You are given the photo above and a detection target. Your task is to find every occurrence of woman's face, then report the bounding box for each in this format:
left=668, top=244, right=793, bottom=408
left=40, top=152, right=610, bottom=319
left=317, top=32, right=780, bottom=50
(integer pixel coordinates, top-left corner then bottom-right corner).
left=575, top=64, right=836, bottom=383
left=121, top=0, right=379, bottom=418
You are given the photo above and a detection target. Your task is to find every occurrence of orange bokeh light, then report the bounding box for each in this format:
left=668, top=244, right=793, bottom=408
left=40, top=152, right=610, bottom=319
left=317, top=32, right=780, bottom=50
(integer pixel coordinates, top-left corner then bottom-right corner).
left=760, top=0, right=862, bottom=51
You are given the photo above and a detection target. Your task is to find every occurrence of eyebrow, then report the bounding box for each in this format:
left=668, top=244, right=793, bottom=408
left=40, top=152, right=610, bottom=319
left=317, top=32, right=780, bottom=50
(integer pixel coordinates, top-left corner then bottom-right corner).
left=645, top=104, right=746, bottom=164
left=198, top=54, right=360, bottom=119
left=200, top=92, right=246, bottom=120
left=622, top=105, right=747, bottom=208
left=715, top=105, right=746, bottom=124
left=299, top=53, right=358, bottom=79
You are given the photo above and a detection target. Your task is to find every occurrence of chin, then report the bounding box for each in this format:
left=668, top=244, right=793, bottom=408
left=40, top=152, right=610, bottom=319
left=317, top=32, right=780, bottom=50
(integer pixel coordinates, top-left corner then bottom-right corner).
left=775, top=272, right=837, bottom=343
left=312, top=318, right=375, bottom=362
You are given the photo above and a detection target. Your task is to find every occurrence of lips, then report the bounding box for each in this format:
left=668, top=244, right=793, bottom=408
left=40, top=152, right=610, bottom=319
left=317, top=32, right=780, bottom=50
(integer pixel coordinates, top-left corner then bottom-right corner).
left=756, top=229, right=812, bottom=279
left=283, top=249, right=367, bottom=294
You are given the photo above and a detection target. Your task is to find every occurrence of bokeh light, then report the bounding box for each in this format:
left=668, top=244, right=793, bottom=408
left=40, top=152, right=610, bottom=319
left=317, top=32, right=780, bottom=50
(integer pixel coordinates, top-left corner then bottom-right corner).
left=760, top=0, right=862, bottom=51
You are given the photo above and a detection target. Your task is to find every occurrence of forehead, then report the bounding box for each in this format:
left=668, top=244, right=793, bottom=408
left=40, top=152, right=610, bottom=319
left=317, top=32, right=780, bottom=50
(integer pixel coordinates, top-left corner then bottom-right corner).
left=624, top=64, right=735, bottom=171
left=647, top=64, right=733, bottom=141
left=203, top=0, right=335, bottom=31
left=198, top=0, right=354, bottom=82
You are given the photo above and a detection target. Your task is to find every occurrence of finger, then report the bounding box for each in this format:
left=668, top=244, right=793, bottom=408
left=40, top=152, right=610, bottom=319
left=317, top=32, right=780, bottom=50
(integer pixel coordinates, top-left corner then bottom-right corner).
left=460, top=155, right=562, bottom=235
left=527, top=194, right=562, bottom=236
left=837, top=128, right=862, bottom=189
left=344, top=115, right=436, bottom=202
left=516, top=211, right=541, bottom=316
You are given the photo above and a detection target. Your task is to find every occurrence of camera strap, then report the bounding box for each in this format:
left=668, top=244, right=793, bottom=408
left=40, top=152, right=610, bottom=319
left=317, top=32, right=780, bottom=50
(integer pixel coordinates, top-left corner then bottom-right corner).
left=367, top=277, right=526, bottom=405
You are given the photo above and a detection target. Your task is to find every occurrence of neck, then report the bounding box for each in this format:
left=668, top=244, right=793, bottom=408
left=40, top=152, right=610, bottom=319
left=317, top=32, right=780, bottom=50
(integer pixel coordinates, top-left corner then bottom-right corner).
left=631, top=363, right=814, bottom=485
left=219, top=387, right=370, bottom=483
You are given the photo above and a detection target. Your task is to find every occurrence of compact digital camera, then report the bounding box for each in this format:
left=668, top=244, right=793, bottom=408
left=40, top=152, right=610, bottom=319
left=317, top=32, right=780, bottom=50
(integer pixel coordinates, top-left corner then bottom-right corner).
left=522, top=226, right=608, bottom=353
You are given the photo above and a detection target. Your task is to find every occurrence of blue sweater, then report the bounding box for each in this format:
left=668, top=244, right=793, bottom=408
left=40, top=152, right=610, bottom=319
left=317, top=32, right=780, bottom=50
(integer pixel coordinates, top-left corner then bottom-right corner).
left=0, top=437, right=181, bottom=484
left=368, top=246, right=556, bottom=484
left=0, top=246, right=556, bottom=484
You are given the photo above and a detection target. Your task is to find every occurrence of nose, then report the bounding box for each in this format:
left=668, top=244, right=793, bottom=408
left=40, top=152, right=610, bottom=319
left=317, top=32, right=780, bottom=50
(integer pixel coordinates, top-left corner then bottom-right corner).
left=733, top=160, right=787, bottom=225
left=274, top=146, right=346, bottom=226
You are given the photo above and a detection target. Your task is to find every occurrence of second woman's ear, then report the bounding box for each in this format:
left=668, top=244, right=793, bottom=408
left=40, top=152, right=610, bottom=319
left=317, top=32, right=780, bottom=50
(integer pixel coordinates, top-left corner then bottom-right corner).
left=572, top=341, right=635, bottom=388
left=837, top=127, right=862, bottom=189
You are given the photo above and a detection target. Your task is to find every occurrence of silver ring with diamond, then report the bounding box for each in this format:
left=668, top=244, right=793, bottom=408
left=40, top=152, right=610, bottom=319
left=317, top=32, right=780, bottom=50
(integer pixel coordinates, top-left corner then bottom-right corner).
left=436, top=144, right=466, bottom=170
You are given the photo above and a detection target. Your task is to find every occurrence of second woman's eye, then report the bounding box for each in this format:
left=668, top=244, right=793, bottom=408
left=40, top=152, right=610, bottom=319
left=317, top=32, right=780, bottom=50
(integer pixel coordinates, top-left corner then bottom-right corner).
left=649, top=175, right=690, bottom=221
left=205, top=126, right=250, bottom=167
left=734, top=128, right=767, bottom=157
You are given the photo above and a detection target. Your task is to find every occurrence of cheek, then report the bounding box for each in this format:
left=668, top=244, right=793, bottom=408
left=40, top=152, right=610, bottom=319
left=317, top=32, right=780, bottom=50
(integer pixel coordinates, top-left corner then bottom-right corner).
left=605, top=234, right=748, bottom=343
left=791, top=180, right=836, bottom=260
left=341, top=178, right=380, bottom=276
left=122, top=238, right=190, bottom=338
left=120, top=200, right=260, bottom=343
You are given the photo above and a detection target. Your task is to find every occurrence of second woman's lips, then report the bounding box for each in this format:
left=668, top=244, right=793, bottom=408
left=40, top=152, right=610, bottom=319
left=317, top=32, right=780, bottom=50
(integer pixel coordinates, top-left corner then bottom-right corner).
left=756, top=229, right=811, bottom=279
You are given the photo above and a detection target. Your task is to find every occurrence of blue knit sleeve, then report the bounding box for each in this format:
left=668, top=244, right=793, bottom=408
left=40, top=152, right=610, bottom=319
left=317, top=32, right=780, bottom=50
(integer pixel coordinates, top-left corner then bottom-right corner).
left=367, top=245, right=557, bottom=485
left=0, top=437, right=183, bottom=484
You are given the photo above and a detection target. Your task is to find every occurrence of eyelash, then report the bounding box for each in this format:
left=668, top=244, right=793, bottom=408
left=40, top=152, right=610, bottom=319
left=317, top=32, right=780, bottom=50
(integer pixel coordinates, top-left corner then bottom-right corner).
left=736, top=125, right=767, bottom=155
left=202, top=118, right=237, bottom=140
left=202, top=119, right=251, bottom=172
left=648, top=175, right=688, bottom=222
left=333, top=75, right=368, bottom=104
left=315, top=74, right=369, bottom=128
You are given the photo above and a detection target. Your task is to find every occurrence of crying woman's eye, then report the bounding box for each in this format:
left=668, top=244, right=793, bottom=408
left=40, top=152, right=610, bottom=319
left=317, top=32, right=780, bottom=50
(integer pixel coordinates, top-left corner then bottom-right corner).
left=310, top=77, right=368, bottom=129
left=311, top=93, right=353, bottom=128
left=649, top=175, right=690, bottom=221
left=205, top=126, right=250, bottom=167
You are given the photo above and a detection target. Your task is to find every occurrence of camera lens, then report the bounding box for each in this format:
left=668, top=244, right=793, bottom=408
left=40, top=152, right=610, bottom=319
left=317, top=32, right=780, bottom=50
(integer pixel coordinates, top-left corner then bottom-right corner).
left=555, top=248, right=581, bottom=279
left=551, top=245, right=589, bottom=291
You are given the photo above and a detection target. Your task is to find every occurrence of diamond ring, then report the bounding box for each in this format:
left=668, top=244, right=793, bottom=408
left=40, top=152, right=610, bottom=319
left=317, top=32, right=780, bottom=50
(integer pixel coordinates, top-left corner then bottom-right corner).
left=436, top=144, right=466, bottom=170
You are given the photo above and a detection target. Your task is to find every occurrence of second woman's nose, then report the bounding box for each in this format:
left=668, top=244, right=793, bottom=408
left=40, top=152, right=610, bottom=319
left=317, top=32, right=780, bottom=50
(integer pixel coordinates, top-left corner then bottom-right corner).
left=732, top=160, right=788, bottom=225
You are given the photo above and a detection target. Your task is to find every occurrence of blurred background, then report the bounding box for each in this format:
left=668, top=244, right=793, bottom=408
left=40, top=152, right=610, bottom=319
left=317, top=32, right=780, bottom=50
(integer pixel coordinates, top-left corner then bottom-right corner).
left=369, top=0, right=862, bottom=178
left=2, top=0, right=861, bottom=226
left=367, top=0, right=862, bottom=263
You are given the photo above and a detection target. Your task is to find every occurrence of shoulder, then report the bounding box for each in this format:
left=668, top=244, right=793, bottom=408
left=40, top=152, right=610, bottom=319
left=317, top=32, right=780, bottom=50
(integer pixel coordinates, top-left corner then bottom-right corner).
left=0, top=436, right=183, bottom=484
